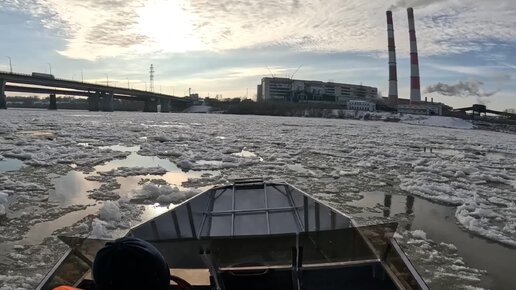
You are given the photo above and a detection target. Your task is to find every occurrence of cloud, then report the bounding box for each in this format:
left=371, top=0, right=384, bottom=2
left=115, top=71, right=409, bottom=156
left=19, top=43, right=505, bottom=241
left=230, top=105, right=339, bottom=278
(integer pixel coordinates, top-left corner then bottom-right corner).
left=3, top=0, right=516, bottom=60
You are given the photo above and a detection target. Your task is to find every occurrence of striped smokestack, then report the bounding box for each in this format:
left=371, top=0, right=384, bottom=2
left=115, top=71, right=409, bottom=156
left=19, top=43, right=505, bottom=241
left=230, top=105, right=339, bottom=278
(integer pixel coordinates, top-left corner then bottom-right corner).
left=408, top=7, right=421, bottom=102
left=386, top=11, right=398, bottom=106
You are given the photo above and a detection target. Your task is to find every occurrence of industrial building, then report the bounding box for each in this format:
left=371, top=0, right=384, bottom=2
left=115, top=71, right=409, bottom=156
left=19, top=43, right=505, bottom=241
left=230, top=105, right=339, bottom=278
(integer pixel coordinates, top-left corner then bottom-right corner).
left=257, top=77, right=378, bottom=104
left=347, top=100, right=376, bottom=112
left=397, top=98, right=445, bottom=115
left=385, top=7, right=447, bottom=116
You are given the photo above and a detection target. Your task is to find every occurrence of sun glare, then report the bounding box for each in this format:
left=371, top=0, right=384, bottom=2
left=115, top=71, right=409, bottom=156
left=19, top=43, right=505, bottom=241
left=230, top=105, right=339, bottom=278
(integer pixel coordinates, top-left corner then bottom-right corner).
left=135, top=0, right=203, bottom=52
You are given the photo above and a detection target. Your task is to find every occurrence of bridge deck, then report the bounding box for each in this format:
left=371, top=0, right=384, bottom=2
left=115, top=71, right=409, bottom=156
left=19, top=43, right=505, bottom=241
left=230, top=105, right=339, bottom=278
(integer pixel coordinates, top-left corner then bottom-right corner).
left=0, top=71, right=188, bottom=102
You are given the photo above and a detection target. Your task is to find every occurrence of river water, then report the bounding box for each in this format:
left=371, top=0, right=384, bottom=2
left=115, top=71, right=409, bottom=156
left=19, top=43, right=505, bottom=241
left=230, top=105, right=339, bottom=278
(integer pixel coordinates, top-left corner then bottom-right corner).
left=0, top=109, right=515, bottom=289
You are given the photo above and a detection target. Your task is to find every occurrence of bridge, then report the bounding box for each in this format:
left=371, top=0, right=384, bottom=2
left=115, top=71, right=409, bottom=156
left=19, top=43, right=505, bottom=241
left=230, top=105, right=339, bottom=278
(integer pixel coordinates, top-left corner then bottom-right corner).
left=453, top=104, right=516, bottom=120
left=0, top=71, right=190, bottom=112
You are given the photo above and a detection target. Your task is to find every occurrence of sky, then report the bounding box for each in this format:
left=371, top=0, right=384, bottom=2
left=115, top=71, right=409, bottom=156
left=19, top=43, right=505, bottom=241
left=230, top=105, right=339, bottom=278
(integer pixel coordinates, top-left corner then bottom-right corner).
left=0, top=0, right=515, bottom=110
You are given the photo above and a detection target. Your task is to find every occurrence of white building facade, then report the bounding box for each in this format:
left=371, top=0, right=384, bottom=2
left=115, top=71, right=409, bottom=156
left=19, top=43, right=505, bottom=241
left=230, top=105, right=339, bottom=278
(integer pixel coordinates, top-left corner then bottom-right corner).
left=258, top=77, right=378, bottom=103
left=347, top=100, right=376, bottom=112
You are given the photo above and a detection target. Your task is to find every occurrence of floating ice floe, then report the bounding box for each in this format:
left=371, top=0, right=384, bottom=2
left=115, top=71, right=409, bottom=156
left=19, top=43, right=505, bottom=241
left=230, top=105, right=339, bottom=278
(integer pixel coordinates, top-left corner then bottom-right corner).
left=0, top=191, right=8, bottom=216
left=90, top=219, right=111, bottom=239
left=99, top=166, right=167, bottom=177
left=400, top=115, right=474, bottom=130
left=98, top=201, right=121, bottom=222
left=456, top=202, right=516, bottom=248
left=396, top=230, right=488, bottom=289
left=1, top=109, right=515, bottom=290
left=132, top=183, right=199, bottom=204
left=176, top=159, right=194, bottom=171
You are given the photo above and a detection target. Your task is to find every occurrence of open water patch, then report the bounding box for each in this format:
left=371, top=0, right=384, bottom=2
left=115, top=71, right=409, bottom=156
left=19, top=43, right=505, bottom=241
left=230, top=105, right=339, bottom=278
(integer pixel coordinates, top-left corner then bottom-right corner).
left=48, top=171, right=101, bottom=206
left=349, top=191, right=516, bottom=290
left=17, top=144, right=219, bottom=248
left=0, top=158, right=24, bottom=173
left=21, top=203, right=102, bottom=245
left=95, top=145, right=180, bottom=172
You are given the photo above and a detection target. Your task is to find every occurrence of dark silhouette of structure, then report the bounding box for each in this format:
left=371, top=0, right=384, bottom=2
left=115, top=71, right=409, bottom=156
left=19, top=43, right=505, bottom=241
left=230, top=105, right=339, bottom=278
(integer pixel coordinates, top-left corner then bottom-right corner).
left=0, top=71, right=189, bottom=112
left=453, top=104, right=516, bottom=120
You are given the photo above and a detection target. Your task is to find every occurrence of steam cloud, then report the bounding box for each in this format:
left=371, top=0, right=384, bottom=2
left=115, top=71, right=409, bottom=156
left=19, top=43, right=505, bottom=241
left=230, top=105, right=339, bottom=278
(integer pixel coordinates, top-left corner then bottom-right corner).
left=425, top=80, right=498, bottom=98
left=388, top=0, right=447, bottom=10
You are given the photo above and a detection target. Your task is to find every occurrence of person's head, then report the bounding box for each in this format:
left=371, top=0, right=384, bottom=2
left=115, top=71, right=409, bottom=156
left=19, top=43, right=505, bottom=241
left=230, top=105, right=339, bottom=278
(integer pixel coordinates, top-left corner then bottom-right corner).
left=92, top=237, right=170, bottom=290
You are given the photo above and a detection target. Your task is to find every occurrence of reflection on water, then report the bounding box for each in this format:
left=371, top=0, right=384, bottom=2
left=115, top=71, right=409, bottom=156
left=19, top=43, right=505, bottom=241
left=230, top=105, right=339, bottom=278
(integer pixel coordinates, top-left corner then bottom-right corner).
left=22, top=204, right=102, bottom=245
left=349, top=191, right=414, bottom=221
left=22, top=144, right=220, bottom=248
left=141, top=203, right=175, bottom=221
left=413, top=198, right=516, bottom=290
left=0, top=158, right=24, bottom=173
left=49, top=171, right=100, bottom=206
left=350, top=191, right=516, bottom=290
left=116, top=170, right=215, bottom=200
left=47, top=144, right=219, bottom=206
left=95, top=146, right=181, bottom=172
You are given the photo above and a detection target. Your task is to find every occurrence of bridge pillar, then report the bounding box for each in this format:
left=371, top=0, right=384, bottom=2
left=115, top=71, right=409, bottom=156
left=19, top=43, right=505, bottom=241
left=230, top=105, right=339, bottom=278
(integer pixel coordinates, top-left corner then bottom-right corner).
left=143, top=98, right=158, bottom=112
left=160, top=98, right=170, bottom=113
left=48, top=93, right=57, bottom=110
left=88, top=92, right=101, bottom=111
left=101, top=92, right=114, bottom=112
left=0, top=79, right=6, bottom=109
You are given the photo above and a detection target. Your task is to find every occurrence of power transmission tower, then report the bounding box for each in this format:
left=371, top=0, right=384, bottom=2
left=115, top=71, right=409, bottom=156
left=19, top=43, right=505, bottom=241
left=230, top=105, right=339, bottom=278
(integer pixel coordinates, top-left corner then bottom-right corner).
left=149, top=64, right=155, bottom=92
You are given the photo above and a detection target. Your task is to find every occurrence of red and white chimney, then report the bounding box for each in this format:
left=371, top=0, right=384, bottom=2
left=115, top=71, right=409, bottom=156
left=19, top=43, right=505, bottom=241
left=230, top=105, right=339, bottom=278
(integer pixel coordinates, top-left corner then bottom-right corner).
left=386, top=11, right=398, bottom=107
left=408, top=7, right=421, bottom=102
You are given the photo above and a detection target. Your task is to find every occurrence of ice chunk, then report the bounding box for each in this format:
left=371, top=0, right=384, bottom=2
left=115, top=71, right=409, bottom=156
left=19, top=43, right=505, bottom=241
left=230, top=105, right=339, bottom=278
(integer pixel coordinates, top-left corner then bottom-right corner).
left=455, top=202, right=516, bottom=247
left=411, top=229, right=427, bottom=240
left=156, top=192, right=188, bottom=204
left=151, top=135, right=172, bottom=142
left=90, top=219, right=112, bottom=239
left=99, top=201, right=121, bottom=222
left=99, top=166, right=167, bottom=177
left=0, top=191, right=8, bottom=216
left=176, top=160, right=193, bottom=171
left=134, top=183, right=180, bottom=200
left=133, top=183, right=198, bottom=204
left=400, top=115, right=473, bottom=130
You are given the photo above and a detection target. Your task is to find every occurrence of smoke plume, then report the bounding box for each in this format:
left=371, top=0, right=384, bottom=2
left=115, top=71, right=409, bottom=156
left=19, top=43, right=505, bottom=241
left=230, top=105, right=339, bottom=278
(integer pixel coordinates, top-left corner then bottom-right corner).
left=425, top=80, right=498, bottom=98
left=425, top=80, right=499, bottom=104
left=491, top=73, right=511, bottom=82
left=388, top=0, right=447, bottom=10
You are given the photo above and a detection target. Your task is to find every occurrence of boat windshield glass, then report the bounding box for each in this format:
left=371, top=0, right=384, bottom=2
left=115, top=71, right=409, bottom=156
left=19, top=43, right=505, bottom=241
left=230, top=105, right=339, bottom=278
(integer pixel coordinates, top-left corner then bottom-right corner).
left=40, top=223, right=399, bottom=289
left=207, top=223, right=398, bottom=268
left=59, top=223, right=398, bottom=268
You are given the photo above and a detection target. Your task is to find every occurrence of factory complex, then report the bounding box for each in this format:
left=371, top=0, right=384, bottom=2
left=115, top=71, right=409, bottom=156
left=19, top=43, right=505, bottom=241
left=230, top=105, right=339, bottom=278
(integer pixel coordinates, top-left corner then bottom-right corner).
left=255, top=7, right=447, bottom=116
left=257, top=77, right=377, bottom=104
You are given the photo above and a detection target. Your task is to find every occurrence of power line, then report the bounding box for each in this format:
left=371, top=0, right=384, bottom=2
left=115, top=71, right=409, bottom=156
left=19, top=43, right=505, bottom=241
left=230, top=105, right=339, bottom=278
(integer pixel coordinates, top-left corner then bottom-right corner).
left=149, top=64, right=155, bottom=92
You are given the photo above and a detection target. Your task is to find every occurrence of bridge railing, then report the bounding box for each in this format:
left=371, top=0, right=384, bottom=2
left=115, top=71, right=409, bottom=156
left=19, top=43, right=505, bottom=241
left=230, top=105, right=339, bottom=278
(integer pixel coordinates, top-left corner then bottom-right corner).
left=0, top=70, right=186, bottom=100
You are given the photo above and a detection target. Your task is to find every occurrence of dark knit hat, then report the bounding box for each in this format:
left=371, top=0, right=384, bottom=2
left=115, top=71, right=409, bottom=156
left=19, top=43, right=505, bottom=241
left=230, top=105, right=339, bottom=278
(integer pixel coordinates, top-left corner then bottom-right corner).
left=92, top=237, right=170, bottom=290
